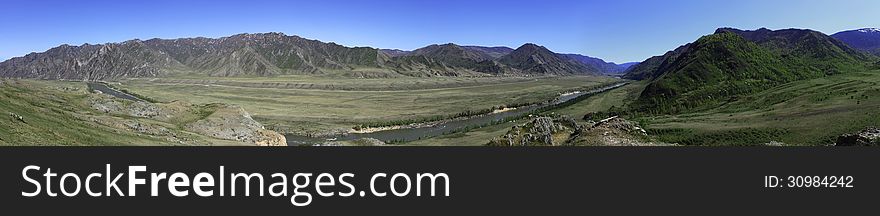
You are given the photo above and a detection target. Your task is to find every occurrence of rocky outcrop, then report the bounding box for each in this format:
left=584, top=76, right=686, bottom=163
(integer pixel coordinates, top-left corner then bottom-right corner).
left=9, top=112, right=25, bottom=123
left=87, top=94, right=286, bottom=146
left=317, top=138, right=388, bottom=146
left=571, top=117, right=672, bottom=146
left=835, top=127, right=880, bottom=146
left=185, top=104, right=287, bottom=146
left=488, top=115, right=672, bottom=146
left=488, top=116, right=578, bottom=146
left=89, top=96, right=162, bottom=118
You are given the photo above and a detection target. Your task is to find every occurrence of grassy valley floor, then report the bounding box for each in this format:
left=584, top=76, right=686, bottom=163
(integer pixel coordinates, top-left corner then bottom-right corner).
left=5, top=69, right=875, bottom=146
left=120, top=75, right=618, bottom=136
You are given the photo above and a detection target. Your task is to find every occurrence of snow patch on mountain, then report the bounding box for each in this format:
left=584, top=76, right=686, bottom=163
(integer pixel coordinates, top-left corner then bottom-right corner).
left=858, top=28, right=880, bottom=33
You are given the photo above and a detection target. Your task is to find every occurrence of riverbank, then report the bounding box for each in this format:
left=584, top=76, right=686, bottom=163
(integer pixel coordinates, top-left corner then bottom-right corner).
left=284, top=82, right=629, bottom=145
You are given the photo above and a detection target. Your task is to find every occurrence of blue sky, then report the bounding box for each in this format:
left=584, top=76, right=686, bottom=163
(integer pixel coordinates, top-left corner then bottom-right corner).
left=1, top=0, right=878, bottom=63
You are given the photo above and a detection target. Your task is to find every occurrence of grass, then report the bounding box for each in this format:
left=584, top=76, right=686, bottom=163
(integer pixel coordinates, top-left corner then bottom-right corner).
left=412, top=68, right=880, bottom=146
left=121, top=75, right=617, bottom=135
left=637, top=70, right=880, bottom=145
left=0, top=80, right=168, bottom=145
left=0, top=79, right=250, bottom=146
left=552, top=81, right=645, bottom=119
left=7, top=68, right=875, bottom=146
left=405, top=82, right=641, bottom=146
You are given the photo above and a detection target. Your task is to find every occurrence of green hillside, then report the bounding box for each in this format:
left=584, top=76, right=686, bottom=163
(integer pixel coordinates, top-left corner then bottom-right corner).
left=630, top=28, right=874, bottom=114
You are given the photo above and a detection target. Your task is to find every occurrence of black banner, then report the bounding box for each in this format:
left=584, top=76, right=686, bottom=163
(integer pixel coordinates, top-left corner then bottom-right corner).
left=0, top=147, right=875, bottom=214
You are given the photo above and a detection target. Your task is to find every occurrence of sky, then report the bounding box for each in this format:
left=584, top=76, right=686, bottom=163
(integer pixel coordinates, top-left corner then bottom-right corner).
left=1, top=0, right=879, bottom=63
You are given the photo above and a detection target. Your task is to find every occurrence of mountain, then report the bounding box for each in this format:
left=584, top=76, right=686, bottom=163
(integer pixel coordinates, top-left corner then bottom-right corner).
left=385, top=43, right=504, bottom=76
left=0, top=33, right=603, bottom=79
left=497, top=43, right=600, bottom=75
left=561, top=54, right=634, bottom=75
left=617, top=62, right=639, bottom=70
left=409, top=43, right=495, bottom=64
left=0, top=41, right=189, bottom=80
left=622, top=44, right=691, bottom=80
left=0, top=33, right=391, bottom=79
left=461, top=46, right=514, bottom=59
left=388, top=43, right=601, bottom=75
left=832, top=28, right=880, bottom=55
left=626, top=28, right=873, bottom=113
left=379, top=49, right=411, bottom=57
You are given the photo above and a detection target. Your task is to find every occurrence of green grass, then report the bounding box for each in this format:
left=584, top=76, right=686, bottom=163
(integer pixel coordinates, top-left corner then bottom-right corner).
left=405, top=81, right=640, bottom=146
left=418, top=68, right=880, bottom=146
left=633, top=32, right=871, bottom=114
left=636, top=70, right=880, bottom=145
left=121, top=75, right=617, bottom=135
left=8, top=68, right=875, bottom=146
left=0, top=80, right=168, bottom=145
left=0, top=79, right=253, bottom=146
left=552, top=81, right=645, bottom=119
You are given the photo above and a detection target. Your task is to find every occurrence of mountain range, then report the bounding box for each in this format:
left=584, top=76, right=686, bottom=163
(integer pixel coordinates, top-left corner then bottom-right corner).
left=0, top=33, right=630, bottom=80
left=380, top=44, right=634, bottom=75
left=623, top=27, right=878, bottom=113
left=3, top=27, right=876, bottom=86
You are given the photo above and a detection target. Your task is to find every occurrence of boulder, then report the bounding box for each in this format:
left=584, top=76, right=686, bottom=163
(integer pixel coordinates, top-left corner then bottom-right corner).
left=836, top=127, right=880, bottom=146
left=9, top=112, right=25, bottom=123
left=488, top=116, right=574, bottom=146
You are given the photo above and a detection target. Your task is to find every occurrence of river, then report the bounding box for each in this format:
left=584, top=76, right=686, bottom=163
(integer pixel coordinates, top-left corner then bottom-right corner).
left=87, top=81, right=627, bottom=146
left=285, top=82, right=628, bottom=145
left=87, top=82, right=147, bottom=102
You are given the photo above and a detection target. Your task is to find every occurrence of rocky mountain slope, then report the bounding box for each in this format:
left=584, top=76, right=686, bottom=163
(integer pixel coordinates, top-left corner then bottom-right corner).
left=1, top=33, right=608, bottom=79
left=461, top=46, right=514, bottom=59
left=384, top=43, right=604, bottom=76
left=497, top=43, right=600, bottom=75
left=832, top=28, right=880, bottom=55
left=624, top=28, right=875, bottom=113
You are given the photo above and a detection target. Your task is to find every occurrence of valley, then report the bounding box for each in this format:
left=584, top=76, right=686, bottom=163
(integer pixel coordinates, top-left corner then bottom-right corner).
left=117, top=75, right=618, bottom=140
left=2, top=27, right=880, bottom=146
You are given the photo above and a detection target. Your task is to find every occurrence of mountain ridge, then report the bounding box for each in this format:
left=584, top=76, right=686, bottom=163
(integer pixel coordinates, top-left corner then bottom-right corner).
left=624, top=27, right=873, bottom=113
left=832, top=28, right=880, bottom=56
left=1, top=33, right=607, bottom=79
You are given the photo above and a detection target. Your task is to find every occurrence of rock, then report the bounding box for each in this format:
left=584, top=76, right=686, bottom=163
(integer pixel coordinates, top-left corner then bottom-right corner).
left=488, top=116, right=574, bottom=146
left=764, top=141, right=785, bottom=146
left=88, top=96, right=161, bottom=118
left=573, top=117, right=674, bottom=146
left=9, top=112, right=25, bottom=123
left=318, top=138, right=387, bottom=146
left=88, top=93, right=286, bottom=146
left=185, top=104, right=287, bottom=146
left=835, top=127, right=880, bottom=146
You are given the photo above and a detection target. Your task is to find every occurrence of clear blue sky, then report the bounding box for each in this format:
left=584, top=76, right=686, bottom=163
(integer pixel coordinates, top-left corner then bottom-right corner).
left=1, top=0, right=878, bottom=63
